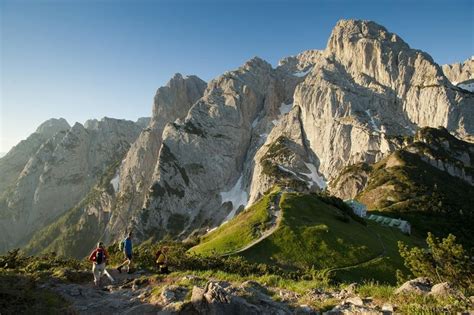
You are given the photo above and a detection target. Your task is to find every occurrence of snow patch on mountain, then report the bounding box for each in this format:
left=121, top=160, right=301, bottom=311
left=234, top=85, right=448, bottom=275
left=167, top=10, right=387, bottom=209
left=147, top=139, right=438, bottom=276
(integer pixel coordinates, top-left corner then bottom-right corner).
left=293, top=68, right=312, bottom=77
left=365, top=109, right=381, bottom=132
left=221, top=175, right=248, bottom=221
left=277, top=165, right=307, bottom=182
left=302, top=163, right=327, bottom=189
left=110, top=173, right=120, bottom=192
left=458, top=82, right=474, bottom=92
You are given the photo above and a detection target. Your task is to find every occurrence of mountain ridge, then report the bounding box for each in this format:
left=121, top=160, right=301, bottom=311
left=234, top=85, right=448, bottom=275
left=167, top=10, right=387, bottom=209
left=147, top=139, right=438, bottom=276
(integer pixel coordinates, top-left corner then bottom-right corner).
left=1, top=18, right=473, bottom=257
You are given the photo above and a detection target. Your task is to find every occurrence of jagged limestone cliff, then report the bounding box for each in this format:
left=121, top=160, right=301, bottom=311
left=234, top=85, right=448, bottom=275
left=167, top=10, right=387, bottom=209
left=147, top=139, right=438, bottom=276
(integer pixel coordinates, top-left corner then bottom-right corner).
left=10, top=19, right=474, bottom=257
left=132, top=19, right=473, bottom=239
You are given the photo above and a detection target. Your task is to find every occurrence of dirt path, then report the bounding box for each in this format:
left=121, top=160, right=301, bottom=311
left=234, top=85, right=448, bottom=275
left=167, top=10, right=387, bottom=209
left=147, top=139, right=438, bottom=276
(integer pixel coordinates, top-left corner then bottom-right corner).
left=41, top=269, right=160, bottom=314
left=221, top=192, right=283, bottom=257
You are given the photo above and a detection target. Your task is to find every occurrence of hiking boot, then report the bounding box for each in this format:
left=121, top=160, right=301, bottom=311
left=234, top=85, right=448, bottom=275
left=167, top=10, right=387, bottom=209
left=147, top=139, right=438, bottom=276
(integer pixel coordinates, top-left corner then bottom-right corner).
left=117, top=266, right=122, bottom=273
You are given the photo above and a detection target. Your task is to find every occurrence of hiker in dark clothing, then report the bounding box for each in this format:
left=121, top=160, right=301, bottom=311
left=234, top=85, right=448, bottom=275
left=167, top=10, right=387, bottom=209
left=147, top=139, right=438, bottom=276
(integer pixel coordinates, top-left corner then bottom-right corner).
left=117, top=232, right=133, bottom=274
left=89, top=242, right=114, bottom=286
left=155, top=246, right=169, bottom=274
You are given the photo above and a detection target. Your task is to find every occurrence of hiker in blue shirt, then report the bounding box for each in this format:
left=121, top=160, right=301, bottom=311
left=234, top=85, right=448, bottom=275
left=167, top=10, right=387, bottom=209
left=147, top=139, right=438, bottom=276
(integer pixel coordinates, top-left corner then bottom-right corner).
left=117, top=231, right=133, bottom=274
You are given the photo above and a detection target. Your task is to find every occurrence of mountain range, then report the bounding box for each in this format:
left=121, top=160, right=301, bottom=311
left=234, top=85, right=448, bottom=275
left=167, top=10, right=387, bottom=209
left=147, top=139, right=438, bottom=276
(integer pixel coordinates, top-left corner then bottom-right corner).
left=1, top=19, right=473, bottom=257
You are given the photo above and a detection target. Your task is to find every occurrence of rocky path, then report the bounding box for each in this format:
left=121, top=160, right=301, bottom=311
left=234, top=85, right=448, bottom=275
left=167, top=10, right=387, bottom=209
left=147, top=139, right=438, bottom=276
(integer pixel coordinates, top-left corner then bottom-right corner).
left=41, top=269, right=160, bottom=314
left=221, top=192, right=283, bottom=257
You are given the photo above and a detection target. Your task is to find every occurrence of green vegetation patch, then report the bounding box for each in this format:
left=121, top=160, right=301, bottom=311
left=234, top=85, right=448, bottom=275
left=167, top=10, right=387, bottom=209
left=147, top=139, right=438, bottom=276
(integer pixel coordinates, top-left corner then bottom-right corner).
left=333, top=221, right=421, bottom=284
left=358, top=149, right=474, bottom=249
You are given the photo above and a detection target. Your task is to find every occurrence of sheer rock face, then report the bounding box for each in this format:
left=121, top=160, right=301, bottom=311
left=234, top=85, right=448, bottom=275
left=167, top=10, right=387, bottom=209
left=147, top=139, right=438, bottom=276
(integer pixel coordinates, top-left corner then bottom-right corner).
left=291, top=20, right=473, bottom=180
left=129, top=58, right=301, bottom=238
left=0, top=118, right=143, bottom=251
left=104, top=74, right=207, bottom=239
left=151, top=74, right=207, bottom=130
left=248, top=106, right=321, bottom=205
left=442, top=57, right=474, bottom=84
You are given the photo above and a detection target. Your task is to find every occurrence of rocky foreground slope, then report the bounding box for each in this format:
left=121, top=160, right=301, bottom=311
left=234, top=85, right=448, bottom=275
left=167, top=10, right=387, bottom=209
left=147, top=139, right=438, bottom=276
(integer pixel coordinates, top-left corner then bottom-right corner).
left=2, top=19, right=473, bottom=257
left=1, top=248, right=471, bottom=314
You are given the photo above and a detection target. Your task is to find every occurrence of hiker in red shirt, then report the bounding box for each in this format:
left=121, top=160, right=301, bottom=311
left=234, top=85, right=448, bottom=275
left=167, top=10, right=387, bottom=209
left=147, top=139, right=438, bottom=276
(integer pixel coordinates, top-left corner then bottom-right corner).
left=89, top=242, right=114, bottom=286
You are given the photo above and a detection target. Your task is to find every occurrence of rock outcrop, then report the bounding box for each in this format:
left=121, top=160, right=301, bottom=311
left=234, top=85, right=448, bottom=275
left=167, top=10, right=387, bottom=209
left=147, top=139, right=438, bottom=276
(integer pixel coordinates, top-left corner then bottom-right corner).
left=329, top=127, right=474, bottom=200
left=328, top=163, right=372, bottom=200
left=104, top=74, right=207, bottom=240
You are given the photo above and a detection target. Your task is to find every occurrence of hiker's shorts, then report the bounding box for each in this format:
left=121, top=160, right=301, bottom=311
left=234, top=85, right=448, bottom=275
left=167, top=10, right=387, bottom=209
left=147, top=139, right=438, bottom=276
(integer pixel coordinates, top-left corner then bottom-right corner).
left=92, top=263, right=105, bottom=283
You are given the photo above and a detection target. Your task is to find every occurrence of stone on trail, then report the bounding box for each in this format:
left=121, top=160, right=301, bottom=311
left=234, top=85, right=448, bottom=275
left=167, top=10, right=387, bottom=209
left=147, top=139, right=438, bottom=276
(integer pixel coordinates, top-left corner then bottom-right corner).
left=395, top=277, right=432, bottom=295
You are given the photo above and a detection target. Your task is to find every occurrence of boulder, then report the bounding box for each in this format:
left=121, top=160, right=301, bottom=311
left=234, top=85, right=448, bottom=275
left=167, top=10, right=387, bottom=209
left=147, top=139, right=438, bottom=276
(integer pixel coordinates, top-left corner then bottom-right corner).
left=338, top=282, right=358, bottom=298
left=395, top=277, right=432, bottom=295
left=429, top=282, right=464, bottom=298
left=345, top=296, right=364, bottom=306
left=161, top=285, right=188, bottom=304
left=182, top=281, right=293, bottom=314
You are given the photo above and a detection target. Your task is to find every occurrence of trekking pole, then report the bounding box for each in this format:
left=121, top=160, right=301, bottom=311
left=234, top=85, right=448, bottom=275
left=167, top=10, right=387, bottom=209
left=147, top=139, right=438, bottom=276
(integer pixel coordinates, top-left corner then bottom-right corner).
left=103, top=268, right=115, bottom=283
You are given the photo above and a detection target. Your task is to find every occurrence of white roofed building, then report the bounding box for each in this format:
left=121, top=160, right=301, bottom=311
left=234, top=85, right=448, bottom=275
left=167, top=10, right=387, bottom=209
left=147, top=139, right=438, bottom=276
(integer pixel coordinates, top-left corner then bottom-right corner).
left=344, top=199, right=367, bottom=218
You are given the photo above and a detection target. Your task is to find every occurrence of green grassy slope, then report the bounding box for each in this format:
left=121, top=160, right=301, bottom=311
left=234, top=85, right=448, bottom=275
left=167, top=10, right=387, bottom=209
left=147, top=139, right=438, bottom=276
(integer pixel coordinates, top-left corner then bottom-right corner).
left=191, top=191, right=420, bottom=283
left=240, top=193, right=381, bottom=269
left=332, top=221, right=421, bottom=283
left=190, top=189, right=277, bottom=256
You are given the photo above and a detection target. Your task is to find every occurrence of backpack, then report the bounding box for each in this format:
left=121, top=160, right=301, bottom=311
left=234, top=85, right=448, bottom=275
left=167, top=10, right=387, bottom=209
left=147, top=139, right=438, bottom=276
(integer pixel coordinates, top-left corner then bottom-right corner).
left=96, top=248, right=105, bottom=264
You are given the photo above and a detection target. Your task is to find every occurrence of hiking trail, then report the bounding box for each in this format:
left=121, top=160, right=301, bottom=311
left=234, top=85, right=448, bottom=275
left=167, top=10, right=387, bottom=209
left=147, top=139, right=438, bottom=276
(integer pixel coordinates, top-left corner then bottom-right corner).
left=41, top=269, right=160, bottom=314
left=221, top=192, right=283, bottom=257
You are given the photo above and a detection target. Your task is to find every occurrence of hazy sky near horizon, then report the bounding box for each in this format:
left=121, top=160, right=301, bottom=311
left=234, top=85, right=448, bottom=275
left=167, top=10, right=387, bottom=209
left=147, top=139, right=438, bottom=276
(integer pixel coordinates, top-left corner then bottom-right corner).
left=1, top=0, right=473, bottom=153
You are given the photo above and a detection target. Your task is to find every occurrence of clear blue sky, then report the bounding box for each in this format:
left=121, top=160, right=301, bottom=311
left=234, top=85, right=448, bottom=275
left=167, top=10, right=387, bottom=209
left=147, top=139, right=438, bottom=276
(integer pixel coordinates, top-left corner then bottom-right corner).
left=1, top=0, right=473, bottom=153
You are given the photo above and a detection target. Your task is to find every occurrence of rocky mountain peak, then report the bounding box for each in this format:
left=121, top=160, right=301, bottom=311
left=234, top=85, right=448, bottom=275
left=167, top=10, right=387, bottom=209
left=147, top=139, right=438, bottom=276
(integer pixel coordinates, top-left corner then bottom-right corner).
left=242, top=56, right=273, bottom=71
left=329, top=19, right=408, bottom=48
left=35, top=118, right=70, bottom=137
left=325, top=19, right=446, bottom=87
left=84, top=119, right=99, bottom=130
left=4, top=19, right=473, bottom=258
left=152, top=74, right=207, bottom=130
